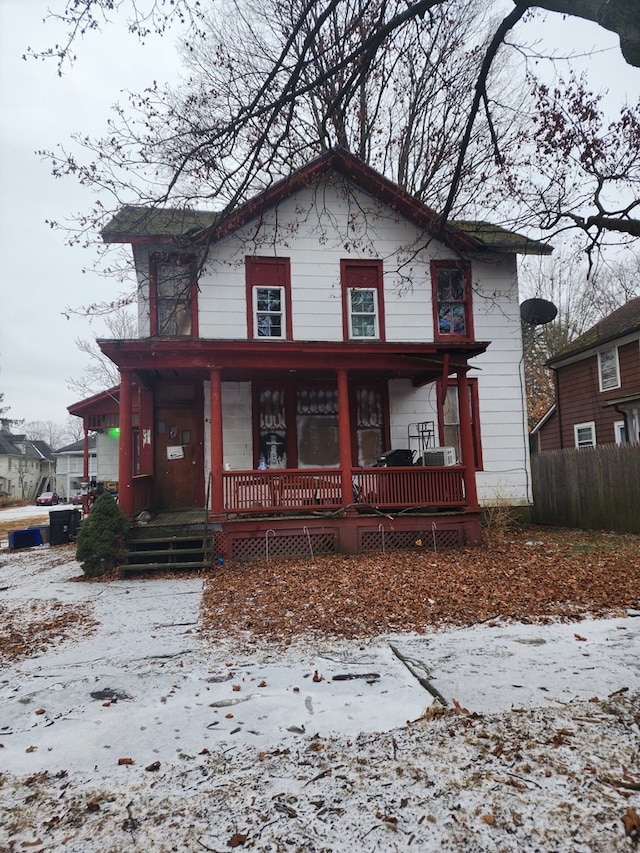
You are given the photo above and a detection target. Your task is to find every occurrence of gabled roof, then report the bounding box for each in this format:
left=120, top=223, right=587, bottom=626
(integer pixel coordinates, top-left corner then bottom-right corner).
left=549, top=296, right=640, bottom=366
left=0, top=430, right=55, bottom=460
left=68, top=386, right=122, bottom=418
left=56, top=435, right=97, bottom=454
left=102, top=148, right=552, bottom=257
left=530, top=403, right=556, bottom=436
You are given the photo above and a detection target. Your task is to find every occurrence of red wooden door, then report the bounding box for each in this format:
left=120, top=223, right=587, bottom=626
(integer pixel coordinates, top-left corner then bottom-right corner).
left=154, top=407, right=203, bottom=509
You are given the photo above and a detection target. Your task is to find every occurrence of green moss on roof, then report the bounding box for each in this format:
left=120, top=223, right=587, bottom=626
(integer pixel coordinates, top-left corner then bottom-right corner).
left=452, top=220, right=553, bottom=255
left=102, top=205, right=219, bottom=241
left=104, top=206, right=552, bottom=256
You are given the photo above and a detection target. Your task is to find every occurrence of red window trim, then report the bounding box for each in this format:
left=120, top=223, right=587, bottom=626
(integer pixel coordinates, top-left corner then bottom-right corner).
left=430, top=260, right=474, bottom=342
left=340, top=259, right=386, bottom=342
left=437, top=377, right=483, bottom=471
left=149, top=254, right=199, bottom=337
left=245, top=256, right=293, bottom=340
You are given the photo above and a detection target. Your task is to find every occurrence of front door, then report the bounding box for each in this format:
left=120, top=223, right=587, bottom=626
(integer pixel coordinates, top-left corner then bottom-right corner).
left=154, top=406, right=203, bottom=509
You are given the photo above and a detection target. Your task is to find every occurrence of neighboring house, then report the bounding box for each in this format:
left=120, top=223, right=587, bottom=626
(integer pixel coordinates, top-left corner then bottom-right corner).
left=68, top=386, right=136, bottom=492
left=0, top=429, right=56, bottom=500
left=80, top=148, right=550, bottom=555
left=532, top=297, right=640, bottom=451
left=55, top=435, right=98, bottom=498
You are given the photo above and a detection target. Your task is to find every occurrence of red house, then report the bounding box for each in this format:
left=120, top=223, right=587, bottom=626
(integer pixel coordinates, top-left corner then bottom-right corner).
left=532, top=297, right=640, bottom=452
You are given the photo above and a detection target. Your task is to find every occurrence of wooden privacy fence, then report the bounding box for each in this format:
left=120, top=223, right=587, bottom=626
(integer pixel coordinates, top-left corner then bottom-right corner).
left=531, top=444, right=640, bottom=533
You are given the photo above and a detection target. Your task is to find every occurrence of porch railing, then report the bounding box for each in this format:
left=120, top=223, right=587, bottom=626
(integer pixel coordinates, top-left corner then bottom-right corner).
left=222, top=466, right=465, bottom=514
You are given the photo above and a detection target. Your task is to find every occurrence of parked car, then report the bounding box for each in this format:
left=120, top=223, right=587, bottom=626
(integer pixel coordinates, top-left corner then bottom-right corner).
left=36, top=491, right=59, bottom=506
left=70, top=492, right=83, bottom=505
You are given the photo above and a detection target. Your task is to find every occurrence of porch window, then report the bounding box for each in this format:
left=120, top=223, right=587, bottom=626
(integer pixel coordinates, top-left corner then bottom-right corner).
left=354, top=387, right=384, bottom=465
left=598, top=346, right=620, bottom=391
left=431, top=261, right=473, bottom=341
left=151, top=256, right=197, bottom=337
left=574, top=421, right=596, bottom=448
left=258, top=388, right=287, bottom=468
left=256, top=382, right=386, bottom=469
left=341, top=259, right=385, bottom=341
left=437, top=379, right=483, bottom=469
left=297, top=388, right=339, bottom=467
left=246, top=256, right=292, bottom=339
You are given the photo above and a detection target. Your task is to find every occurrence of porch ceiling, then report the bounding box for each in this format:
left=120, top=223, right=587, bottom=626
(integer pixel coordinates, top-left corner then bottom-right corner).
left=98, top=338, right=489, bottom=386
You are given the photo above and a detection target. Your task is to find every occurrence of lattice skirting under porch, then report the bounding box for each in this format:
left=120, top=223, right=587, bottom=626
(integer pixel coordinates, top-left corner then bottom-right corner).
left=212, top=513, right=477, bottom=561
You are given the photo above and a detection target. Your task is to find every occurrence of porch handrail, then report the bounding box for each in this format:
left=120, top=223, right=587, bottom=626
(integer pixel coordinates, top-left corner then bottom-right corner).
left=222, top=465, right=465, bottom=514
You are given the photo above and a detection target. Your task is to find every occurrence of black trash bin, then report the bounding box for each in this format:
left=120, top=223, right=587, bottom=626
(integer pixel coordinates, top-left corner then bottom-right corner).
left=49, top=509, right=82, bottom=546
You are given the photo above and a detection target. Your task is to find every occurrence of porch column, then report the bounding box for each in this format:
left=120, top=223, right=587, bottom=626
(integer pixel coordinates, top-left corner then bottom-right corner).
left=209, top=368, right=224, bottom=514
left=336, top=368, right=353, bottom=507
left=457, top=368, right=479, bottom=510
left=118, top=369, right=134, bottom=517
left=83, top=426, right=90, bottom=480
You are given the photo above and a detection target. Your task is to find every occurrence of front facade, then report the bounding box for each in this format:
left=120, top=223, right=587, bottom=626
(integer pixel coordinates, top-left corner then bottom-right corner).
left=0, top=430, right=56, bottom=500
left=90, top=150, right=549, bottom=555
left=533, top=297, right=640, bottom=451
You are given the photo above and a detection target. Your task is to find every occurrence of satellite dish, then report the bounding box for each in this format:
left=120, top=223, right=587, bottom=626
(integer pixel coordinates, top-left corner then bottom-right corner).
left=520, top=298, right=558, bottom=326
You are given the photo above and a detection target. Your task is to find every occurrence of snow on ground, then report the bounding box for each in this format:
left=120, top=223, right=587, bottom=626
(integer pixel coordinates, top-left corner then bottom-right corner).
left=0, top=514, right=639, bottom=851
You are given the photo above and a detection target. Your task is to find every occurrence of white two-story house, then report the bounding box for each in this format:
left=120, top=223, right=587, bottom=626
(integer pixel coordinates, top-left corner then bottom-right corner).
left=85, top=148, right=550, bottom=558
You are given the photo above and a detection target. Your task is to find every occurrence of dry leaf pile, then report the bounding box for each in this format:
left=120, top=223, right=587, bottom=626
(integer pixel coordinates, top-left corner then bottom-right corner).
left=201, top=526, right=640, bottom=643
left=0, top=543, right=96, bottom=665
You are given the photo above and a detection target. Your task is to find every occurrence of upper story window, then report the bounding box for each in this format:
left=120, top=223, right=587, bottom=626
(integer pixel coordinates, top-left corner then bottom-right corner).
left=598, top=346, right=620, bottom=391
left=341, top=259, right=385, bottom=341
left=431, top=261, right=473, bottom=341
left=150, top=255, right=198, bottom=337
left=254, top=287, right=284, bottom=338
left=246, top=257, right=292, bottom=340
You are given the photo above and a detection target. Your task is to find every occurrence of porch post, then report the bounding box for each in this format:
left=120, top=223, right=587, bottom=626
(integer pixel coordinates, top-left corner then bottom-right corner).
left=336, top=368, right=353, bottom=507
left=81, top=425, right=91, bottom=515
left=209, top=368, right=224, bottom=514
left=83, top=426, right=90, bottom=481
left=118, top=369, right=134, bottom=517
left=457, top=368, right=479, bottom=510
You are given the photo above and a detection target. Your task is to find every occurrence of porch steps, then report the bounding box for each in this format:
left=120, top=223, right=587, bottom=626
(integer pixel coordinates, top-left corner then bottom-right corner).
left=122, top=531, right=214, bottom=574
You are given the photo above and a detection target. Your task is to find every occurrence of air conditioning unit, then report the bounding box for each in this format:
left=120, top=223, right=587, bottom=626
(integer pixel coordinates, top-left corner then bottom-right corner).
left=423, top=446, right=457, bottom=466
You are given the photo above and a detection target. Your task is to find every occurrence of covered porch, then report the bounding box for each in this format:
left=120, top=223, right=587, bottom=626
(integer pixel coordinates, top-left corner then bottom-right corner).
left=96, top=337, right=488, bottom=555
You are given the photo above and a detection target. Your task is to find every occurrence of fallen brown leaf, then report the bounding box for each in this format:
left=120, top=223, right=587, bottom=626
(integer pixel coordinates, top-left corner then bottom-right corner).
left=199, top=527, right=640, bottom=645
left=622, top=807, right=640, bottom=839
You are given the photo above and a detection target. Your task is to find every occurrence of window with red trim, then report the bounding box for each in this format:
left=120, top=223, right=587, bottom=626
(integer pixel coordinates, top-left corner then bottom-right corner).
left=431, top=261, right=473, bottom=341
left=246, top=257, right=292, bottom=340
left=437, top=378, right=483, bottom=470
left=341, top=259, right=385, bottom=341
left=149, top=255, right=198, bottom=337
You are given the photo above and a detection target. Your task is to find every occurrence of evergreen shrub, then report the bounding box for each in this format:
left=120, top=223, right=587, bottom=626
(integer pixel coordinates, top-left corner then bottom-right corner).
left=75, top=492, right=130, bottom=577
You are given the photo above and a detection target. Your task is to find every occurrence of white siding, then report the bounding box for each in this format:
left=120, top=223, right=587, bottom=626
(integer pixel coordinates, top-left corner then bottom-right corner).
left=204, top=381, right=254, bottom=474
left=96, top=433, right=119, bottom=482
left=196, top=182, right=445, bottom=343
left=131, top=179, right=531, bottom=507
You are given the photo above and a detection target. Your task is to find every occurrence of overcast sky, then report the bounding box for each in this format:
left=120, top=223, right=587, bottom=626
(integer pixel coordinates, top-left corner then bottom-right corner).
left=0, top=1, right=638, bottom=433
